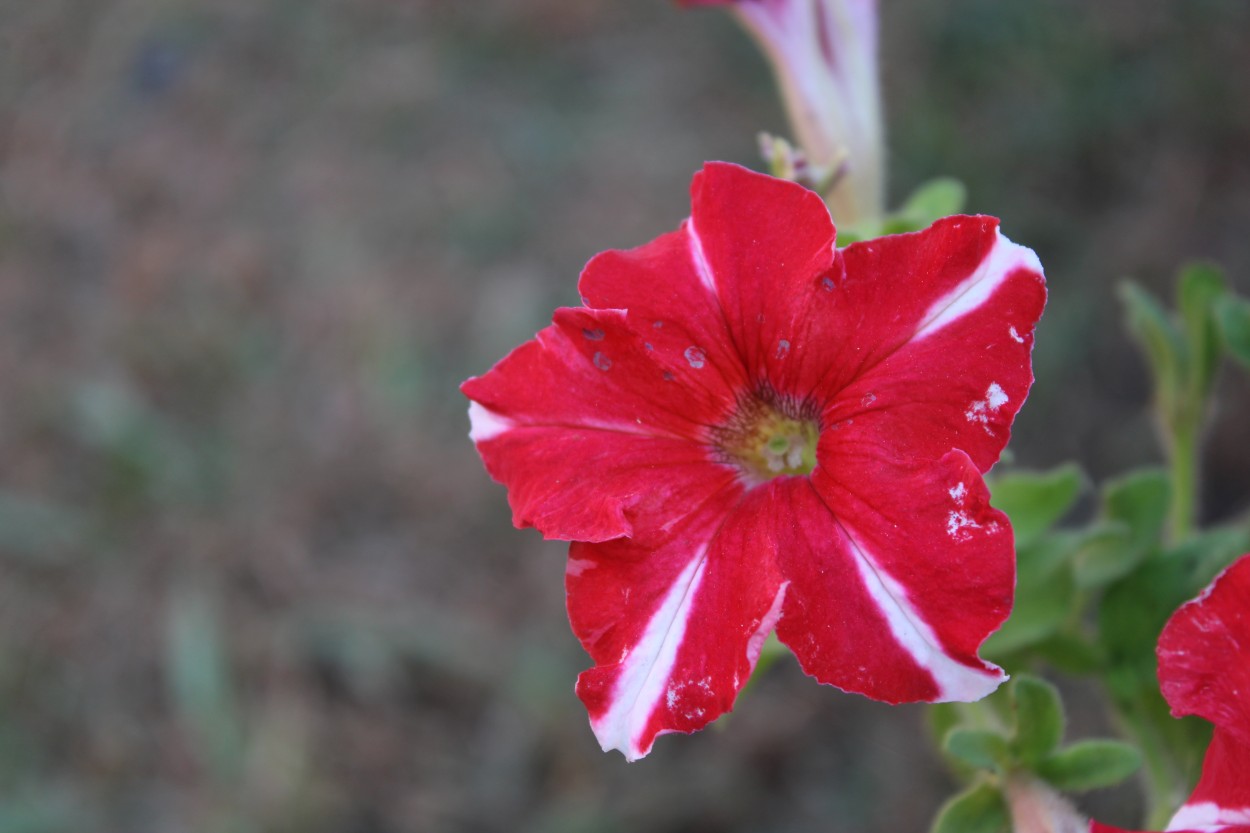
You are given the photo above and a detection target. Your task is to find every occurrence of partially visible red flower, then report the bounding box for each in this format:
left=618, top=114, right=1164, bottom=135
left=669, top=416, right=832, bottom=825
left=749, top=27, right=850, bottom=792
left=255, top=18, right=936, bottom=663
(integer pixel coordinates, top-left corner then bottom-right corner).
left=1091, top=554, right=1250, bottom=833
left=678, top=0, right=884, bottom=225
left=463, top=162, right=1045, bottom=760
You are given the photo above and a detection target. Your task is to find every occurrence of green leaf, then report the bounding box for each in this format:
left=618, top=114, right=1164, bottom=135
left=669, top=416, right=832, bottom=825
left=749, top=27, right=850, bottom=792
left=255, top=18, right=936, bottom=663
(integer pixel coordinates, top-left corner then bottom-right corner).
left=1071, top=522, right=1139, bottom=588
left=989, top=464, right=1084, bottom=548
left=1011, top=676, right=1065, bottom=766
left=944, top=729, right=1010, bottom=771
left=1120, top=281, right=1184, bottom=418
left=1099, top=556, right=1196, bottom=694
left=902, top=177, right=968, bottom=223
left=1101, top=468, right=1170, bottom=560
left=983, top=544, right=1075, bottom=656
left=1177, top=262, right=1226, bottom=397
left=929, top=702, right=964, bottom=749
left=1036, top=740, right=1142, bottom=792
left=931, top=781, right=1009, bottom=833
left=1030, top=632, right=1105, bottom=676
left=1185, top=525, right=1250, bottom=589
left=1216, top=293, right=1250, bottom=369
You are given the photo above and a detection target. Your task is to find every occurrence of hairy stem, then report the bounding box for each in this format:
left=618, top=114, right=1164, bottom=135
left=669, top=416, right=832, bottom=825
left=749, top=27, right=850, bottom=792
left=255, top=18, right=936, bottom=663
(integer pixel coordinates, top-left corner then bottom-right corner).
left=1003, top=774, right=1087, bottom=833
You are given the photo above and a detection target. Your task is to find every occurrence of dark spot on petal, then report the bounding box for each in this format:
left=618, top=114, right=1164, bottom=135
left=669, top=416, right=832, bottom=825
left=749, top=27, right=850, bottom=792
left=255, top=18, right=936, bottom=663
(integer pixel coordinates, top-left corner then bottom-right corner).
left=593, top=352, right=612, bottom=371
left=582, top=327, right=605, bottom=341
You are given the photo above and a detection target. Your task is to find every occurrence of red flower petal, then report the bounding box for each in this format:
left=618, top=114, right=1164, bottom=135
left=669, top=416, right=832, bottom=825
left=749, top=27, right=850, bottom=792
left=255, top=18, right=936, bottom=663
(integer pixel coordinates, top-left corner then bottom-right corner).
left=820, top=218, right=1045, bottom=471
left=577, top=225, right=749, bottom=404
left=464, top=162, right=1044, bottom=758
left=470, top=424, right=737, bottom=543
left=1159, top=555, right=1250, bottom=743
left=1168, top=730, right=1250, bottom=831
left=1093, top=555, right=1250, bottom=833
left=687, top=161, right=838, bottom=388
left=568, top=482, right=783, bottom=760
left=776, top=450, right=1011, bottom=703
left=733, top=214, right=1042, bottom=468
left=462, top=303, right=741, bottom=541
left=1156, top=554, right=1250, bottom=828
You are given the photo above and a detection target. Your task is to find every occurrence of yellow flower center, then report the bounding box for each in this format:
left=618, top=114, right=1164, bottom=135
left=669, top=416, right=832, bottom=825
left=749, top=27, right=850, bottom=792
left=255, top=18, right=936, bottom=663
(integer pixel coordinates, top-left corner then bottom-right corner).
left=714, top=390, right=820, bottom=482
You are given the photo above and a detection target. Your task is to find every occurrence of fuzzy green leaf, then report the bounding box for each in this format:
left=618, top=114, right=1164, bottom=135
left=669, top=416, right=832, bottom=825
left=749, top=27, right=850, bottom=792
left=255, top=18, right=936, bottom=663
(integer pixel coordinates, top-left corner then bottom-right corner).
left=1099, top=557, right=1196, bottom=695
left=983, top=545, right=1075, bottom=656
left=989, top=464, right=1084, bottom=548
left=1012, top=676, right=1065, bottom=766
left=1036, top=740, right=1142, bottom=792
left=945, top=729, right=1010, bottom=771
left=1120, top=281, right=1184, bottom=418
left=1102, top=468, right=1169, bottom=560
left=931, top=781, right=1009, bottom=833
left=902, top=177, right=968, bottom=223
left=981, top=571, right=1073, bottom=656
left=1071, top=522, right=1139, bottom=588
left=1177, top=262, right=1226, bottom=397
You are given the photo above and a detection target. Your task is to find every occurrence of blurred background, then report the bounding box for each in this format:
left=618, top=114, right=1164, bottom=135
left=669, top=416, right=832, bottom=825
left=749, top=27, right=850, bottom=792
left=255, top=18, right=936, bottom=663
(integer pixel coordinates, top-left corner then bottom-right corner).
left=1, top=1, right=1248, bottom=831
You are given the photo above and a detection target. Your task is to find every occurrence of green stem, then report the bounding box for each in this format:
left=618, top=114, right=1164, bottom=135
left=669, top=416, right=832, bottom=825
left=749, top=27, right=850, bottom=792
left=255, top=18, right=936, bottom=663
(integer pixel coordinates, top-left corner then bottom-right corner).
left=1166, top=416, right=1198, bottom=545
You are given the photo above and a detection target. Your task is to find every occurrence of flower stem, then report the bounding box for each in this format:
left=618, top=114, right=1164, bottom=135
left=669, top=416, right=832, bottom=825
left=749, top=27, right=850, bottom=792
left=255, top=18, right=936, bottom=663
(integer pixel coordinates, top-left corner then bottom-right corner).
left=1166, top=416, right=1198, bottom=545
left=1002, top=774, right=1087, bottom=833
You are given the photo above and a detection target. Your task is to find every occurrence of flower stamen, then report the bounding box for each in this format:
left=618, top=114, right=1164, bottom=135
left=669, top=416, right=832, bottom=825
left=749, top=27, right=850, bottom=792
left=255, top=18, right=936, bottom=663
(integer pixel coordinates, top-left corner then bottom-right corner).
left=714, top=390, right=820, bottom=482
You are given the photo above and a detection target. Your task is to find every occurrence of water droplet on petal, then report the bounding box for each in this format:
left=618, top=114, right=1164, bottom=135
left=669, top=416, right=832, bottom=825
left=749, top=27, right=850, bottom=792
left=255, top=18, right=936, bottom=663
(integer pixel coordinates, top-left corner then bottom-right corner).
left=861, top=392, right=876, bottom=407
left=684, top=346, right=706, bottom=369
left=775, top=339, right=791, bottom=359
left=820, top=276, right=835, bottom=292
left=644, top=342, right=654, bottom=351
left=662, top=371, right=675, bottom=381
left=582, top=327, right=605, bottom=341
left=653, top=320, right=664, bottom=329
left=593, top=351, right=612, bottom=371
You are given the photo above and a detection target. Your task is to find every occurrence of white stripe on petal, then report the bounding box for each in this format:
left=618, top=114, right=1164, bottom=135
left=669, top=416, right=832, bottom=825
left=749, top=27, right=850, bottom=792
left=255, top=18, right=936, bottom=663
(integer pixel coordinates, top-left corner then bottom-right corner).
left=746, top=581, right=789, bottom=669
left=685, top=220, right=718, bottom=295
left=467, top=401, right=514, bottom=442
left=1167, top=802, right=1250, bottom=832
left=590, top=552, right=707, bottom=761
left=913, top=229, right=1043, bottom=342
left=846, top=533, right=1004, bottom=702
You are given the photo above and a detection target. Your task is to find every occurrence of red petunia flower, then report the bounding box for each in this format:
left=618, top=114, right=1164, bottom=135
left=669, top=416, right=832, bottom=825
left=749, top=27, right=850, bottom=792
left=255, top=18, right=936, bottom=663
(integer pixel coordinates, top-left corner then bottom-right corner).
left=462, top=162, right=1046, bottom=760
left=1091, top=554, right=1250, bottom=833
